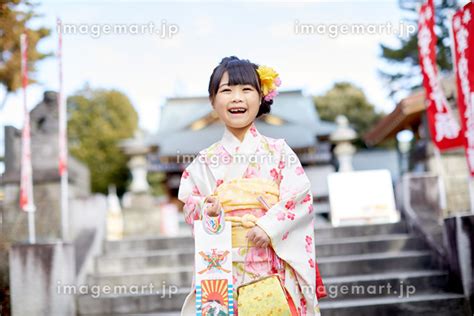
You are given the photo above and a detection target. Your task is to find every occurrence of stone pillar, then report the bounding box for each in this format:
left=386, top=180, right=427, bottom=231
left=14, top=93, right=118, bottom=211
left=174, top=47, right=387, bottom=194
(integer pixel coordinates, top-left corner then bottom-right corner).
left=9, top=242, right=76, bottom=316
left=329, top=115, right=357, bottom=172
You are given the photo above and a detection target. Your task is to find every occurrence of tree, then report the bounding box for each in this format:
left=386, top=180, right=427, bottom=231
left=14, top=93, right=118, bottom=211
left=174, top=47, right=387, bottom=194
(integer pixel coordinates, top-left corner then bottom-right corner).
left=0, top=0, right=51, bottom=109
left=67, top=85, right=138, bottom=195
left=378, top=0, right=460, bottom=100
left=314, top=82, right=386, bottom=148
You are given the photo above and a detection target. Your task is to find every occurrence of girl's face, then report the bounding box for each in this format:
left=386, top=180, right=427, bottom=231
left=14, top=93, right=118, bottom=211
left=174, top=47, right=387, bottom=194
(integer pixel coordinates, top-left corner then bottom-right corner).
left=211, top=71, right=261, bottom=130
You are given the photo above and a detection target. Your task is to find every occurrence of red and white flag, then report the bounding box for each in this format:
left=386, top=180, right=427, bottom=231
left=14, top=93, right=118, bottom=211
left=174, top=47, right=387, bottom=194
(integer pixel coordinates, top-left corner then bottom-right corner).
left=19, top=33, right=36, bottom=212
left=57, top=18, right=67, bottom=176
left=418, top=0, right=465, bottom=151
left=452, top=2, right=474, bottom=175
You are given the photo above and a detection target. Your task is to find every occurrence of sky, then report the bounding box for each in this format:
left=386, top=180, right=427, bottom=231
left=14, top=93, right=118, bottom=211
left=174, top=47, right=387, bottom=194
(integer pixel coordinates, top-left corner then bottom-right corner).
left=0, top=0, right=469, bottom=167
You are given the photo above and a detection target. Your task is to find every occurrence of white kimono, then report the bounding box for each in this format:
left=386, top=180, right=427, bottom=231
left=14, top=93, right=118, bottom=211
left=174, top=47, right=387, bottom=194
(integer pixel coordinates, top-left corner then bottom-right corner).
left=178, top=122, right=322, bottom=316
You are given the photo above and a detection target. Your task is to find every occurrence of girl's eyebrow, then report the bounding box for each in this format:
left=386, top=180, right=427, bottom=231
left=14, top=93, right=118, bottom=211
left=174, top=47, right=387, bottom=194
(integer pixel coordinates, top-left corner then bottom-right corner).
left=219, top=82, right=229, bottom=88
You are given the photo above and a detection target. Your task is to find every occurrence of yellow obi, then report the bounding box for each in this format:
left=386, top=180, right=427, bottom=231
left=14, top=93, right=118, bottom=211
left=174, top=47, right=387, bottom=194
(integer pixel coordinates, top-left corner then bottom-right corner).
left=209, top=178, right=279, bottom=248
left=213, top=178, right=279, bottom=212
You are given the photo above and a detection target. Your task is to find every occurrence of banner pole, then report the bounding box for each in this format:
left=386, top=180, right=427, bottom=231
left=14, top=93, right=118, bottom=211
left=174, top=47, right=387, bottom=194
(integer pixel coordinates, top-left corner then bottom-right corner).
left=28, top=211, right=36, bottom=244
left=467, top=5, right=474, bottom=213
left=433, top=147, right=447, bottom=214
left=57, top=18, right=69, bottom=240
left=20, top=33, right=36, bottom=243
left=471, top=90, right=474, bottom=213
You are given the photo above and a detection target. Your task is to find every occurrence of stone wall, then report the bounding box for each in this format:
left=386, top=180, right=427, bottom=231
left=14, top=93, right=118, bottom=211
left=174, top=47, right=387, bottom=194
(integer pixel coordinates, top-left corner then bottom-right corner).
left=427, top=150, right=471, bottom=216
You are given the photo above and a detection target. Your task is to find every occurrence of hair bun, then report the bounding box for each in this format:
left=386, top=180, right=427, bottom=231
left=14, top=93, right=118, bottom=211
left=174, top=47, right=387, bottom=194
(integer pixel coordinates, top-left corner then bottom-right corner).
left=220, top=56, right=240, bottom=65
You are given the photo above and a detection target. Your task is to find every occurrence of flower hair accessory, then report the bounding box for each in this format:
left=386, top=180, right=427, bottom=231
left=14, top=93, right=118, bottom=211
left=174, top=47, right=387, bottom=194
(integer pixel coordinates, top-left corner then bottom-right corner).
left=256, top=65, right=281, bottom=101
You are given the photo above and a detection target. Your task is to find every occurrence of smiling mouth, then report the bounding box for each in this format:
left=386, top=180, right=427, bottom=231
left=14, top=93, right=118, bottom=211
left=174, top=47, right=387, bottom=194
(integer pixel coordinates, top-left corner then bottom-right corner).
left=228, top=107, right=247, bottom=114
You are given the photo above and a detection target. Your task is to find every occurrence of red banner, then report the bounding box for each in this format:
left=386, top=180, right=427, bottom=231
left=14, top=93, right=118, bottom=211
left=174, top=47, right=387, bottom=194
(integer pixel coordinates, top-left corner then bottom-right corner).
left=19, top=33, right=36, bottom=212
left=452, top=2, right=474, bottom=175
left=418, top=0, right=464, bottom=151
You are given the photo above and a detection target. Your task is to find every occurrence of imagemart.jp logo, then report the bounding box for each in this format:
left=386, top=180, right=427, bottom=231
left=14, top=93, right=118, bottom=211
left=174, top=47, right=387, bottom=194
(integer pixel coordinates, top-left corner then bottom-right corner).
left=294, top=20, right=416, bottom=38
left=57, top=20, right=179, bottom=39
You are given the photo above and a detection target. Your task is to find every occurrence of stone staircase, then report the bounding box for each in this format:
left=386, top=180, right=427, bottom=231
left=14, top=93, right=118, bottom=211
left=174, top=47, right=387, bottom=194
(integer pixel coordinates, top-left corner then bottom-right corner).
left=77, top=219, right=472, bottom=315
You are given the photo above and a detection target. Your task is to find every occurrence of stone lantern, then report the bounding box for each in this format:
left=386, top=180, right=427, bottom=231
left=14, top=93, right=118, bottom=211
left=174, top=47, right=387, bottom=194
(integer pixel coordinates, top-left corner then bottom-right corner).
left=329, top=115, right=357, bottom=172
left=120, top=130, right=151, bottom=193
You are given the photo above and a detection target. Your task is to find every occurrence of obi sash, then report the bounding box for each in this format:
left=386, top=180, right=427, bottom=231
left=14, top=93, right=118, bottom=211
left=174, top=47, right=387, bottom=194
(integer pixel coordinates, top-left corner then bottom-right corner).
left=209, top=178, right=279, bottom=247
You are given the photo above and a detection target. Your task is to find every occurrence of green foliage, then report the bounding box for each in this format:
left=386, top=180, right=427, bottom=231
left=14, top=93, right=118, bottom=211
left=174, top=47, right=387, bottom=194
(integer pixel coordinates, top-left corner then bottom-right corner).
left=0, top=0, right=51, bottom=109
left=314, top=82, right=386, bottom=148
left=147, top=172, right=167, bottom=197
left=378, top=0, right=460, bottom=100
left=67, top=85, right=138, bottom=195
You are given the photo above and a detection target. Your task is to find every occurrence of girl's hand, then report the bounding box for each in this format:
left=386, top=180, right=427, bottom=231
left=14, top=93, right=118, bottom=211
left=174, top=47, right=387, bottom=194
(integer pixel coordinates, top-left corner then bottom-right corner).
left=204, top=196, right=221, bottom=217
left=246, top=226, right=271, bottom=248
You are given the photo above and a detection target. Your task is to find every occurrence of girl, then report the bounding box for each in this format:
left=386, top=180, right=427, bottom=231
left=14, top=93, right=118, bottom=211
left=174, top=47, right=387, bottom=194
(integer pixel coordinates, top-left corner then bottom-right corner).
left=178, top=56, right=326, bottom=315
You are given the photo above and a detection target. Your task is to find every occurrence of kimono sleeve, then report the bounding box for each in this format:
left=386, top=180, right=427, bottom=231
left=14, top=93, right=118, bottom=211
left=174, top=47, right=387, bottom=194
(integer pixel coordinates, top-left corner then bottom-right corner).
left=177, top=155, right=208, bottom=227
left=255, top=140, right=317, bottom=279
left=177, top=155, right=224, bottom=228
left=256, top=140, right=314, bottom=240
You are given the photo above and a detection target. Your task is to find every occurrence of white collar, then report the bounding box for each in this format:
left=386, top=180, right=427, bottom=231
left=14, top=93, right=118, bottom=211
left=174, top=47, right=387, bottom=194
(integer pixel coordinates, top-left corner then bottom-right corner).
left=221, top=122, right=260, bottom=156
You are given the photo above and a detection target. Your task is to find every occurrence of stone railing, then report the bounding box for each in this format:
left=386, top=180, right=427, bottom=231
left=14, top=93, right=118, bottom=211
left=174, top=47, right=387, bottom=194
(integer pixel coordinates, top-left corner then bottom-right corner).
left=398, top=172, right=473, bottom=307
left=398, top=172, right=449, bottom=260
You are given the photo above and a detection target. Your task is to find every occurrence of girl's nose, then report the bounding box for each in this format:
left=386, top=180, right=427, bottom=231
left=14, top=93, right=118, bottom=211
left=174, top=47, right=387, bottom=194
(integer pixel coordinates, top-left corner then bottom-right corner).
left=231, top=89, right=244, bottom=102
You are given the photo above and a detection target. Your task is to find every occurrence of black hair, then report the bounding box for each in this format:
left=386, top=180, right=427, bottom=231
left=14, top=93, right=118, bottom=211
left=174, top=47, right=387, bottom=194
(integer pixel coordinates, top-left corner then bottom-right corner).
left=208, top=56, right=272, bottom=118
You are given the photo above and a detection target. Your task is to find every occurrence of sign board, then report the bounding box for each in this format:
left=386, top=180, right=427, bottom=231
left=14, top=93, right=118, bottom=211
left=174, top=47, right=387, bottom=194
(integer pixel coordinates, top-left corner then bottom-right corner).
left=328, top=169, right=400, bottom=226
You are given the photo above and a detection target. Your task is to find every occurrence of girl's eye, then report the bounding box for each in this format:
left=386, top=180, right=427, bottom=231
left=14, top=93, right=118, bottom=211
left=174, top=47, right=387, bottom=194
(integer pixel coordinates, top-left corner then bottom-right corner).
left=244, top=88, right=253, bottom=91
left=221, top=89, right=231, bottom=92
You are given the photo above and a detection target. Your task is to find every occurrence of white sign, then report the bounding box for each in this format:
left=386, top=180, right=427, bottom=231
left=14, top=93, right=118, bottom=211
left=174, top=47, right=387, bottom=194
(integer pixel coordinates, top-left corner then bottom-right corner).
left=328, top=169, right=400, bottom=226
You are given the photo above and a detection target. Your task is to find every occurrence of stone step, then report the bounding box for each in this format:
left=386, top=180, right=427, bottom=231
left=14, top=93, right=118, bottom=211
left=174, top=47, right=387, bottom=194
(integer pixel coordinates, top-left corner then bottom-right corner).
left=95, top=234, right=426, bottom=274
left=77, top=291, right=469, bottom=315
left=103, top=221, right=409, bottom=255
left=319, top=250, right=434, bottom=277
left=77, top=269, right=453, bottom=314
left=315, top=234, right=425, bottom=257
left=318, top=292, right=471, bottom=316
left=87, top=250, right=434, bottom=288
left=77, top=288, right=189, bottom=315
left=86, top=266, right=194, bottom=289
left=80, top=291, right=472, bottom=316
left=322, top=270, right=449, bottom=300
left=78, top=293, right=472, bottom=316
left=316, top=221, right=408, bottom=239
